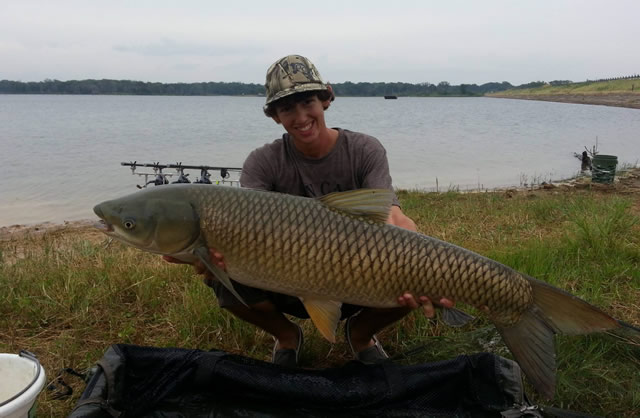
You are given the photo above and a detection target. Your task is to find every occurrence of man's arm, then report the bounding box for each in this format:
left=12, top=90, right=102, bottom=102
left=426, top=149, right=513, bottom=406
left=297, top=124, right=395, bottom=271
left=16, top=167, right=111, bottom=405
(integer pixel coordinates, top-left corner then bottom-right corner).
left=239, top=148, right=274, bottom=191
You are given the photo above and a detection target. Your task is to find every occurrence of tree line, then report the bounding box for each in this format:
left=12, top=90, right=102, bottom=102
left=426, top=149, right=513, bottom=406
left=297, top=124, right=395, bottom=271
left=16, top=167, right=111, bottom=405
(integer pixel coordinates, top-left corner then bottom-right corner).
left=0, top=79, right=264, bottom=96
left=0, top=78, right=517, bottom=97
left=586, top=74, right=640, bottom=83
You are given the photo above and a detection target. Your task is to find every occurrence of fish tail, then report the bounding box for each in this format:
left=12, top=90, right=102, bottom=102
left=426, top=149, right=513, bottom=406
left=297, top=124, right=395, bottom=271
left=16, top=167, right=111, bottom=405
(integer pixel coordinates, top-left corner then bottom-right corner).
left=617, top=320, right=640, bottom=334
left=496, top=277, right=621, bottom=399
left=607, top=319, right=640, bottom=344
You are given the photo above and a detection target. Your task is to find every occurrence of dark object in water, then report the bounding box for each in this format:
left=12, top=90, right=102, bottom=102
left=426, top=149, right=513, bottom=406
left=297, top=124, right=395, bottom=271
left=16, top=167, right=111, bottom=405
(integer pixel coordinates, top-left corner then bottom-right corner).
left=384, top=95, right=398, bottom=99
left=68, top=344, right=536, bottom=417
left=581, top=151, right=592, bottom=171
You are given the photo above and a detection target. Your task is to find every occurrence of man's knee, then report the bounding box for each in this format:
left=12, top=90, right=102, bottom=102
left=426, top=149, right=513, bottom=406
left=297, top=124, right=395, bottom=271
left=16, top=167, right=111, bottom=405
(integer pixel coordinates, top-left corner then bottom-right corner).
left=223, top=299, right=278, bottom=315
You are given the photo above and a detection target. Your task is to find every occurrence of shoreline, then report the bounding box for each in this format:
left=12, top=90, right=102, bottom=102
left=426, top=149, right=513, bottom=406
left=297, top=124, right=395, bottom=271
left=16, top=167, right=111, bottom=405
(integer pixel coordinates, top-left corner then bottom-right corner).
left=488, top=92, right=640, bottom=109
left=0, top=219, right=99, bottom=241
left=3, top=168, right=638, bottom=241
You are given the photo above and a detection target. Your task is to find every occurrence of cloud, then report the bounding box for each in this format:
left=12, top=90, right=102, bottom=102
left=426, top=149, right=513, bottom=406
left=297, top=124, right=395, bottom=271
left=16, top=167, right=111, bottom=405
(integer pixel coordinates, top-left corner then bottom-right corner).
left=114, top=38, right=263, bottom=57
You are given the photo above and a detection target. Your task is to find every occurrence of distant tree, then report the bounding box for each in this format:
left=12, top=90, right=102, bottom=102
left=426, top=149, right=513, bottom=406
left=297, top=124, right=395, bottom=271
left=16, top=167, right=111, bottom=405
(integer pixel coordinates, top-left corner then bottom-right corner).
left=516, top=81, right=546, bottom=90
left=436, top=81, right=450, bottom=95
left=549, top=80, right=573, bottom=86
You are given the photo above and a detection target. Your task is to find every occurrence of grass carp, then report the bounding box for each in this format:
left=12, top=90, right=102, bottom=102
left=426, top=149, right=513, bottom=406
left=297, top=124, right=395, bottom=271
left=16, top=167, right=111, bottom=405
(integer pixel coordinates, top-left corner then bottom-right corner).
left=93, top=184, right=627, bottom=399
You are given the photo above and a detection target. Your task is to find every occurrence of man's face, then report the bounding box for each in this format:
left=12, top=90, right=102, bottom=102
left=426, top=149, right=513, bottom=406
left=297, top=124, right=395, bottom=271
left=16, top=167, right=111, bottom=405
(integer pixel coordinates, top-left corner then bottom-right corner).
left=272, top=95, right=330, bottom=145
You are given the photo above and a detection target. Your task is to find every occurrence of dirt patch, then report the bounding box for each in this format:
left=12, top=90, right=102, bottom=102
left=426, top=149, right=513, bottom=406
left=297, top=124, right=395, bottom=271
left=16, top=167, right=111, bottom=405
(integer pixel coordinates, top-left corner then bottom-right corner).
left=0, top=220, right=107, bottom=266
left=0, top=219, right=101, bottom=242
left=500, top=168, right=640, bottom=218
left=612, top=168, right=640, bottom=213
left=489, top=93, right=640, bottom=109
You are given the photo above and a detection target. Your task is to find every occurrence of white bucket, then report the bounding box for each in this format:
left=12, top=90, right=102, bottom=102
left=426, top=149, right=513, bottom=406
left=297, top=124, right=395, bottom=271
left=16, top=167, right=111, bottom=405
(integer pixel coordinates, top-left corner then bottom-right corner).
left=0, top=351, right=46, bottom=418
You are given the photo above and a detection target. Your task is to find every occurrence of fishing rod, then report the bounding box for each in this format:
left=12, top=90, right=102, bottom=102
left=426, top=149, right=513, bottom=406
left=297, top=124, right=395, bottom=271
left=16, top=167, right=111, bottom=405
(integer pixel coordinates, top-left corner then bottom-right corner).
left=121, top=161, right=242, bottom=172
left=121, top=161, right=242, bottom=189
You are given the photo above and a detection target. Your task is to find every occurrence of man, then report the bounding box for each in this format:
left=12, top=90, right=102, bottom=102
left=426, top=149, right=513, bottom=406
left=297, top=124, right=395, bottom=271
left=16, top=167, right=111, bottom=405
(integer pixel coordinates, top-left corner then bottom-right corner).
left=580, top=150, right=592, bottom=171
left=170, top=55, right=453, bottom=367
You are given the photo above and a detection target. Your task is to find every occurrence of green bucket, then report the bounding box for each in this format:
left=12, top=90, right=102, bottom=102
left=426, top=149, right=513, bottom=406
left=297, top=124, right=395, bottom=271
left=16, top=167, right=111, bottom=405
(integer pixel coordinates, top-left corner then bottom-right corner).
left=591, top=154, right=618, bottom=184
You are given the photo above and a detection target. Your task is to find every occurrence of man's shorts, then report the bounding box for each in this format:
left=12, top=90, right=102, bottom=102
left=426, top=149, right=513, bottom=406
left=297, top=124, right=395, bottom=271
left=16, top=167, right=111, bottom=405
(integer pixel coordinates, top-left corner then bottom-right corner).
left=207, top=277, right=363, bottom=319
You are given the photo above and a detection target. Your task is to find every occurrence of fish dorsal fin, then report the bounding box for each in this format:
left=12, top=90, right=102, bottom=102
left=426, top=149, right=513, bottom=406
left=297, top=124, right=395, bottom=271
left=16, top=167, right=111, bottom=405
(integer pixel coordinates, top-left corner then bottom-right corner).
left=318, top=189, right=393, bottom=224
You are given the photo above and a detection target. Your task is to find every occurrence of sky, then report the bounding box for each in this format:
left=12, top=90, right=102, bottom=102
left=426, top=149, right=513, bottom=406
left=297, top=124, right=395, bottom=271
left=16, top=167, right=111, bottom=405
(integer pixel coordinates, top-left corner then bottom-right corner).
left=2, top=0, right=639, bottom=86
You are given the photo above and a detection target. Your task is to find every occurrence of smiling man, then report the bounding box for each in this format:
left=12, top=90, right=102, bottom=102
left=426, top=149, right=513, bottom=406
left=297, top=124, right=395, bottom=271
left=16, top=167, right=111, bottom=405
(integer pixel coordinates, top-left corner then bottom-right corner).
left=189, top=55, right=453, bottom=367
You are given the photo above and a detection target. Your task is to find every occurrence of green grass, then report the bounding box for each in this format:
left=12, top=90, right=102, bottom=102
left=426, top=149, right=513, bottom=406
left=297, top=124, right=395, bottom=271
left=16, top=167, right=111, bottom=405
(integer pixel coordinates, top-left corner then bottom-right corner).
left=1, top=188, right=639, bottom=416
left=490, top=78, right=640, bottom=96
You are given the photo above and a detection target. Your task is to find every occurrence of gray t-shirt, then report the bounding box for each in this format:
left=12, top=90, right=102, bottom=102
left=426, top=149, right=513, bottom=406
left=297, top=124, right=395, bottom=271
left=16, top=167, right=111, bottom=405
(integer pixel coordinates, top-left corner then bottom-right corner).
left=240, top=128, right=399, bottom=205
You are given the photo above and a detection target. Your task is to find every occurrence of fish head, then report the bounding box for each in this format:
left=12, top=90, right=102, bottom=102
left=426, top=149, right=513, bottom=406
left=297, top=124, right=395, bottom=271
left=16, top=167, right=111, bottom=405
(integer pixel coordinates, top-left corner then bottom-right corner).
left=93, top=193, right=200, bottom=255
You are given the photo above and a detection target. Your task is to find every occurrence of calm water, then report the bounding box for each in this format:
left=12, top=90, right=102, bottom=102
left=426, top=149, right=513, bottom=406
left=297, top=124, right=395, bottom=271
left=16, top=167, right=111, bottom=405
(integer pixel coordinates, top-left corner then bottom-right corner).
left=1, top=95, right=639, bottom=226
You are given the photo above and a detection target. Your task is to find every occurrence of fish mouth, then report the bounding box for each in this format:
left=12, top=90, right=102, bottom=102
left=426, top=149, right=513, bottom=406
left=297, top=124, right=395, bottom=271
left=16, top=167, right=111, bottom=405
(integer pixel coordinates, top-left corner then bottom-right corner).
left=94, top=219, right=114, bottom=234
left=93, top=205, right=113, bottom=233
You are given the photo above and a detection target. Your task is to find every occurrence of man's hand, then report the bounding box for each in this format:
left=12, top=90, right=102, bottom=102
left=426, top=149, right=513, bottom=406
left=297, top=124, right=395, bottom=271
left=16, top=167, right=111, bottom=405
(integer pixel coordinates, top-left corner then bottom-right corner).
left=397, top=293, right=455, bottom=318
left=162, top=249, right=227, bottom=275
left=387, top=205, right=417, bottom=231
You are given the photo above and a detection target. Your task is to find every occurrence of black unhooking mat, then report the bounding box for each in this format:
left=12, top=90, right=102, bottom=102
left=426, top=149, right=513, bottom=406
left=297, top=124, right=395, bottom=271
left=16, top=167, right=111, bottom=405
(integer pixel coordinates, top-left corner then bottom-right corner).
left=68, top=344, right=536, bottom=418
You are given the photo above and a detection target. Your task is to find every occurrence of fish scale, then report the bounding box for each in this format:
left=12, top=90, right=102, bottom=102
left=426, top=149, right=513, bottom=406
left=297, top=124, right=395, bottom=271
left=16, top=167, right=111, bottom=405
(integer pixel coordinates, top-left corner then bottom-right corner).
left=184, top=185, right=534, bottom=322
left=94, top=183, right=626, bottom=399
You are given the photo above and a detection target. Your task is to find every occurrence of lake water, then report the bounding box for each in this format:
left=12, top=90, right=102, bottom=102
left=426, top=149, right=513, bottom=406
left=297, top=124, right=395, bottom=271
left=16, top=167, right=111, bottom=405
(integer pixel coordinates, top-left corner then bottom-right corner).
left=1, top=95, right=639, bottom=226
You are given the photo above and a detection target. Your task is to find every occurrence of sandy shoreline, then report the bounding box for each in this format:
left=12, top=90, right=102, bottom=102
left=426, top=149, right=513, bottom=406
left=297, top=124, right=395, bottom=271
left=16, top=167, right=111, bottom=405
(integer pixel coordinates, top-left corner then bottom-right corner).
left=488, top=92, right=640, bottom=109
left=0, top=219, right=98, bottom=241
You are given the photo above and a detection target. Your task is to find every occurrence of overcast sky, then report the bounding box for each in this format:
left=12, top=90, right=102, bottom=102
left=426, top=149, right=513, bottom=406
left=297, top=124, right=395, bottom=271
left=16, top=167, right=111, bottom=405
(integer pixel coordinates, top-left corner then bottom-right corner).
left=2, top=0, right=638, bottom=86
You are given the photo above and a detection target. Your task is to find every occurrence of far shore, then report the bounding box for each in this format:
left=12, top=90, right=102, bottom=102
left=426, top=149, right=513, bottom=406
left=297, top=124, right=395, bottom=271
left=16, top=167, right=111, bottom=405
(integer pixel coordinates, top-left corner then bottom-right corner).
left=488, top=92, right=640, bottom=110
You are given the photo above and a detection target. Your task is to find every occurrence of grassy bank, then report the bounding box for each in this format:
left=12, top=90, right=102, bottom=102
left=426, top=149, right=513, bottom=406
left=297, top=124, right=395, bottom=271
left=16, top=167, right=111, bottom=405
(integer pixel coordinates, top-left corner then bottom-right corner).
left=1, top=187, right=639, bottom=416
left=490, top=79, right=640, bottom=96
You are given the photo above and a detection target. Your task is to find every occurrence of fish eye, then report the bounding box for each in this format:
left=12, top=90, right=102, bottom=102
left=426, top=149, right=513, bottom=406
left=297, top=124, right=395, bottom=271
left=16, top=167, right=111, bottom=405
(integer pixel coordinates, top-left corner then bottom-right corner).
left=123, top=218, right=136, bottom=230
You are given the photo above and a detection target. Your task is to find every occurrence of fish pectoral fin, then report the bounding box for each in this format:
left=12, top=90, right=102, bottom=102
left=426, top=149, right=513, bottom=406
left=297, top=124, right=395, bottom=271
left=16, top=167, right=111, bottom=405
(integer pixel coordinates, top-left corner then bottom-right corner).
left=300, top=298, right=342, bottom=343
left=193, top=246, right=248, bottom=307
left=318, top=189, right=393, bottom=224
left=441, top=307, right=475, bottom=327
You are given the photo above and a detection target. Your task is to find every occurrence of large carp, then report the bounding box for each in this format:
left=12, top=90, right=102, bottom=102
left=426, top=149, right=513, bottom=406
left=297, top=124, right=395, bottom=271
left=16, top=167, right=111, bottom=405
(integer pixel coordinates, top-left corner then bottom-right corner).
left=94, top=184, right=626, bottom=399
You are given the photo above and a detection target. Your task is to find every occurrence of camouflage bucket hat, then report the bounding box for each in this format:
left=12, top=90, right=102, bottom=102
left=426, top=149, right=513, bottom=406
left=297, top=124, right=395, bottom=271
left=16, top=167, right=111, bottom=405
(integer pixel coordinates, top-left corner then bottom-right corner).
left=263, top=55, right=328, bottom=114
